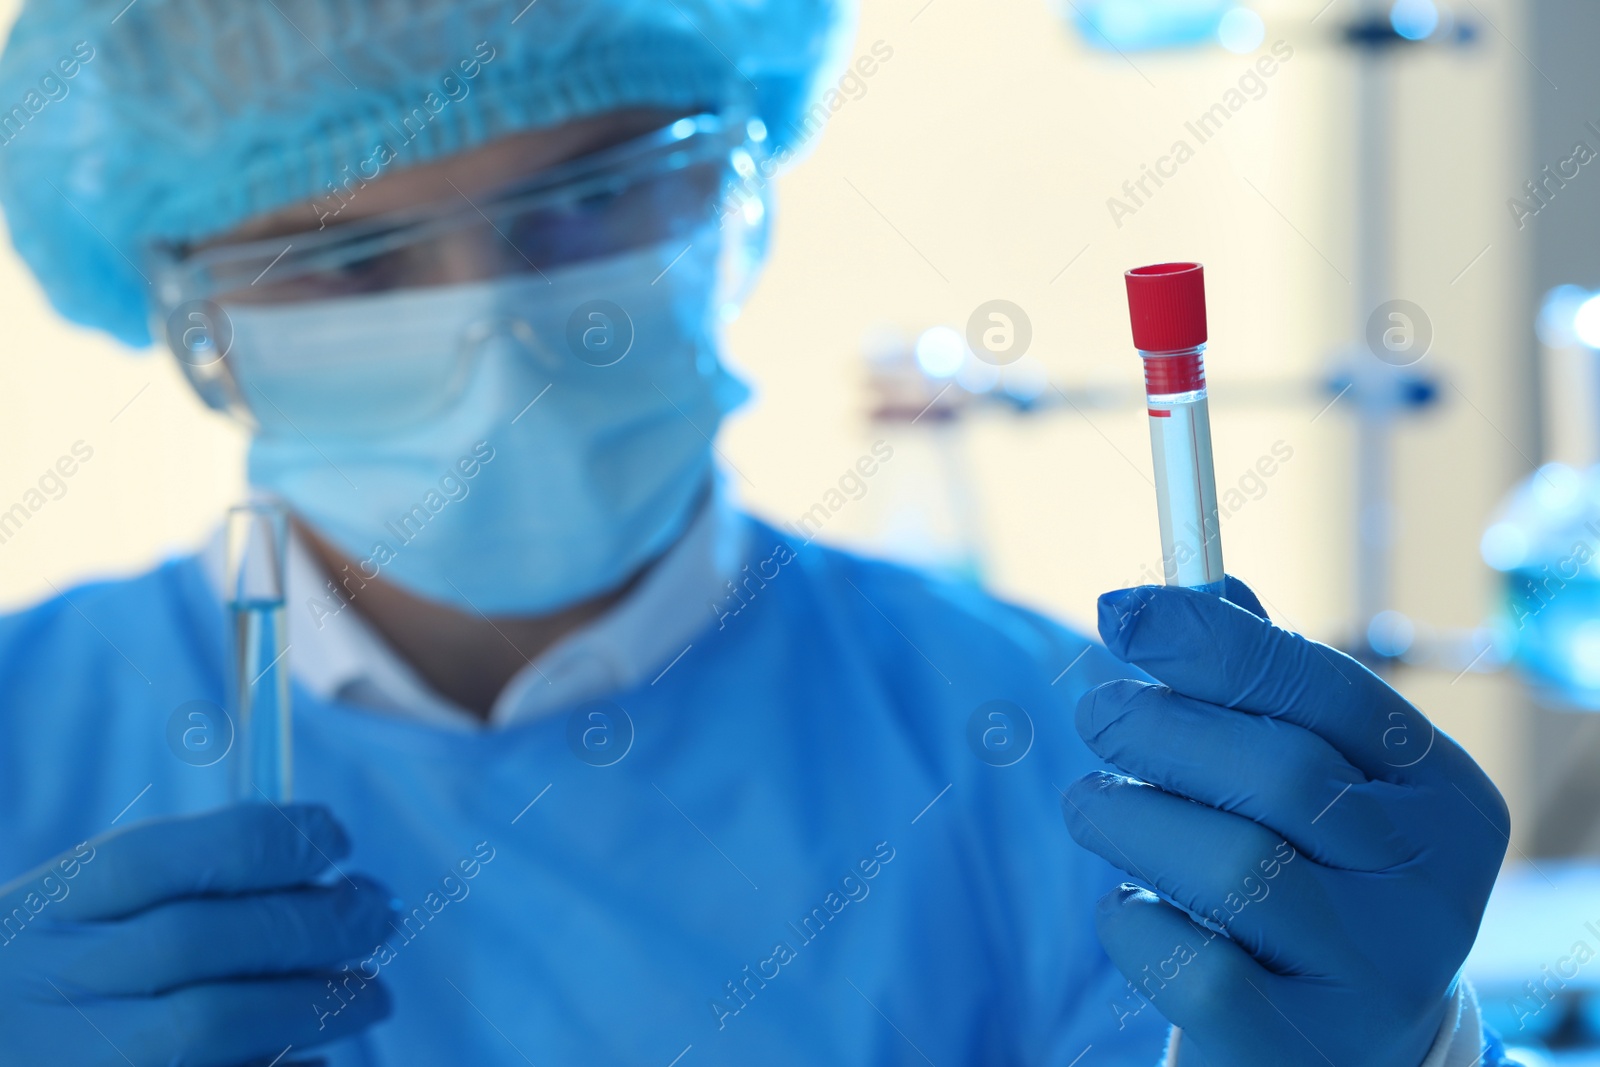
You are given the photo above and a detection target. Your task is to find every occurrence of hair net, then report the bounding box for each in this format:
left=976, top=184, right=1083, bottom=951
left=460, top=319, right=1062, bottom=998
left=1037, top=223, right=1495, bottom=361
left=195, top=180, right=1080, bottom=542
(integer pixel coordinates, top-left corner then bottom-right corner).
left=0, top=0, right=854, bottom=346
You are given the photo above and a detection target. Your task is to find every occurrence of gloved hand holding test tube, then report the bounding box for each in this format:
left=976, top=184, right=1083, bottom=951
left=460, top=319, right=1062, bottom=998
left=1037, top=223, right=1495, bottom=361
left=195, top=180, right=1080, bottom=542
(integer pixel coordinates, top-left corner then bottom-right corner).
left=1061, top=263, right=1512, bottom=1066
left=1127, top=261, right=1220, bottom=1065
left=229, top=504, right=348, bottom=1067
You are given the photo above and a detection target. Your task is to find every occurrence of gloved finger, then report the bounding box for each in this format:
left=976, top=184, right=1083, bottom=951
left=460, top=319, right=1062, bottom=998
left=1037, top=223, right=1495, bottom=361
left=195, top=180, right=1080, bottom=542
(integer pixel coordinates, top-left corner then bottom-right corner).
left=1063, top=771, right=1345, bottom=974
left=1096, top=583, right=1444, bottom=782
left=1222, top=574, right=1268, bottom=619
left=60, top=876, right=396, bottom=996
left=6, top=804, right=350, bottom=923
left=108, top=973, right=393, bottom=1067
left=1077, top=680, right=1413, bottom=870
left=1093, top=884, right=1280, bottom=1036
left=1092, top=885, right=1311, bottom=1065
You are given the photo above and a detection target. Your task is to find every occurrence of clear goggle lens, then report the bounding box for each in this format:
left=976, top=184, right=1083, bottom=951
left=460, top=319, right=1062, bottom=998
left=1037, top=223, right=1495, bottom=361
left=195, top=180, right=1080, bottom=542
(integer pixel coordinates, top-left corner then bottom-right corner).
left=154, top=113, right=768, bottom=433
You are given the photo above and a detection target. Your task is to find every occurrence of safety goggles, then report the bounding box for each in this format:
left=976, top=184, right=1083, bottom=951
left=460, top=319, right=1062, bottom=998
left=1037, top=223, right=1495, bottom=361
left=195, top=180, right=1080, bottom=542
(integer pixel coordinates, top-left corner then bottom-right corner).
left=148, top=113, right=755, bottom=313
left=150, top=112, right=768, bottom=430
left=151, top=112, right=762, bottom=311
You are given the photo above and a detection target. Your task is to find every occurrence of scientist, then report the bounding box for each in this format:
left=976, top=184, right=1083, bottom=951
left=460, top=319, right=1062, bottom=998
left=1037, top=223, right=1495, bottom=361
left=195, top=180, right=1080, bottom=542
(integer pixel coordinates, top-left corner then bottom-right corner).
left=0, top=1, right=1513, bottom=1065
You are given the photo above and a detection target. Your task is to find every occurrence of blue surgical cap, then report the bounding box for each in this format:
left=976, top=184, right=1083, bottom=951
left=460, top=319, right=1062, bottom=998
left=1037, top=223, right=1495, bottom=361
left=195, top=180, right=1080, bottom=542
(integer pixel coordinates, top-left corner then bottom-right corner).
left=0, top=0, right=854, bottom=345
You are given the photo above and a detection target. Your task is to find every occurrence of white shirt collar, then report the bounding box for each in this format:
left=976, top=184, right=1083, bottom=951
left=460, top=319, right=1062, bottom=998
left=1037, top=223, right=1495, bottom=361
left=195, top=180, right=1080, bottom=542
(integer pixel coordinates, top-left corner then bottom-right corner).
left=202, top=490, right=746, bottom=730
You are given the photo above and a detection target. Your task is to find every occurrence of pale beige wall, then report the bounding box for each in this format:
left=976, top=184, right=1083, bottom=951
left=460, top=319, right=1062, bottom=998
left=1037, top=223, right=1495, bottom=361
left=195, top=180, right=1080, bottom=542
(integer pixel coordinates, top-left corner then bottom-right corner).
left=1382, top=8, right=1533, bottom=838
left=0, top=1, right=1534, bottom=826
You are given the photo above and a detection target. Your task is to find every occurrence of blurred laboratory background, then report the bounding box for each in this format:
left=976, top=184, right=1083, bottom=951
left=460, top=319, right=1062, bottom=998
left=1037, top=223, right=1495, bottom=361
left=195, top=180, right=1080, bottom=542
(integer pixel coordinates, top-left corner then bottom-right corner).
left=0, top=0, right=1597, bottom=1059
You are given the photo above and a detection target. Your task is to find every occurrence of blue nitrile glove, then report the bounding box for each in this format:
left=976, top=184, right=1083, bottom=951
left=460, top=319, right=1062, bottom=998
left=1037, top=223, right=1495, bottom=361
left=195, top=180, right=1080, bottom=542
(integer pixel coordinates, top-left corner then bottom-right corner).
left=1063, top=576, right=1509, bottom=1067
left=0, top=804, right=395, bottom=1066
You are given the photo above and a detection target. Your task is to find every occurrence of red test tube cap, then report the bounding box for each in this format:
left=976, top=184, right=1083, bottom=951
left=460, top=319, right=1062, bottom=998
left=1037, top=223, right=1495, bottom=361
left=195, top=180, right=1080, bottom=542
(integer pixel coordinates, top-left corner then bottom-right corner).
left=1124, top=262, right=1207, bottom=353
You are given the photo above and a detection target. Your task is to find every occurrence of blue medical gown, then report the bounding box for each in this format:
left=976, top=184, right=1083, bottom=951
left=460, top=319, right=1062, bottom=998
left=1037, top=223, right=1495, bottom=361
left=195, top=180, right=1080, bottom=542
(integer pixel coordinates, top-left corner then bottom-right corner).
left=0, top=519, right=1167, bottom=1065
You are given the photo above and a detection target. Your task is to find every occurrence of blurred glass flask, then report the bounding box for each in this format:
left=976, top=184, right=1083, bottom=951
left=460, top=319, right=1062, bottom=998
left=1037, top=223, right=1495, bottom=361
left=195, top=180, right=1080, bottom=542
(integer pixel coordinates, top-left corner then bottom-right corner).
left=226, top=502, right=292, bottom=802
left=1479, top=289, right=1600, bottom=710
left=860, top=325, right=988, bottom=583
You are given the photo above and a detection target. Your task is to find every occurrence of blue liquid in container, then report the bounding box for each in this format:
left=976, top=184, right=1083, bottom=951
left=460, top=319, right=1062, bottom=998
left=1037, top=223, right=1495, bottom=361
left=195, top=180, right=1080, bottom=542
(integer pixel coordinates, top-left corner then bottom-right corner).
left=232, top=597, right=291, bottom=802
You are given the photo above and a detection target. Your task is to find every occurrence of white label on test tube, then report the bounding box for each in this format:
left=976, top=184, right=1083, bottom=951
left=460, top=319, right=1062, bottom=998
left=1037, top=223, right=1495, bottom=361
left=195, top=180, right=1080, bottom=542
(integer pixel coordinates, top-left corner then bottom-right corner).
left=1146, top=374, right=1225, bottom=592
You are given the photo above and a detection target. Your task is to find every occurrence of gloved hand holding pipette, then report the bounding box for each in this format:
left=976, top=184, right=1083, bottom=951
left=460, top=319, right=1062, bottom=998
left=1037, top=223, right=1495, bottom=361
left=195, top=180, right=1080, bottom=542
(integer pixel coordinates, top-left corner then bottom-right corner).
left=0, top=805, right=395, bottom=1066
left=1061, top=263, right=1511, bottom=1067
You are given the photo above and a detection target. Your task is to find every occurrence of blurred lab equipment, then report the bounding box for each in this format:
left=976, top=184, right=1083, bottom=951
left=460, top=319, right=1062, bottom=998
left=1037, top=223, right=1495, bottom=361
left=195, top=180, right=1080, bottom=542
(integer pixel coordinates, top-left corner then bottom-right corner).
left=856, top=324, right=1031, bottom=581
left=1060, top=0, right=1237, bottom=51
left=226, top=501, right=292, bottom=803
left=1482, top=462, right=1600, bottom=711
left=1059, top=0, right=1474, bottom=54
left=1454, top=293, right=1600, bottom=1063
left=1466, top=861, right=1600, bottom=1062
left=1480, top=288, right=1600, bottom=712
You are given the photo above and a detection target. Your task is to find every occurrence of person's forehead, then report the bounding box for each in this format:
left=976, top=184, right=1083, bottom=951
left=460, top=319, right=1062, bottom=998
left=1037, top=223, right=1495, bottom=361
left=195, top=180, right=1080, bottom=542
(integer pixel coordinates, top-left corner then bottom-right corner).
left=211, top=107, right=690, bottom=247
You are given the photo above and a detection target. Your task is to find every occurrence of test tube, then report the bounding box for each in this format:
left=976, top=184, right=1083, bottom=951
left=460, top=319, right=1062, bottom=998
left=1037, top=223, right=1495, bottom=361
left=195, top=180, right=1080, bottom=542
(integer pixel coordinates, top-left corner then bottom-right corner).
left=225, top=502, right=292, bottom=803
left=1124, top=262, right=1224, bottom=595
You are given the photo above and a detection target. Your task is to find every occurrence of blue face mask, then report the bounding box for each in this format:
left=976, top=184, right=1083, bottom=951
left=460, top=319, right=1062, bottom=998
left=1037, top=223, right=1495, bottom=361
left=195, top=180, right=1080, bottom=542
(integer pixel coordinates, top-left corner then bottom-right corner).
left=226, top=232, right=750, bottom=616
